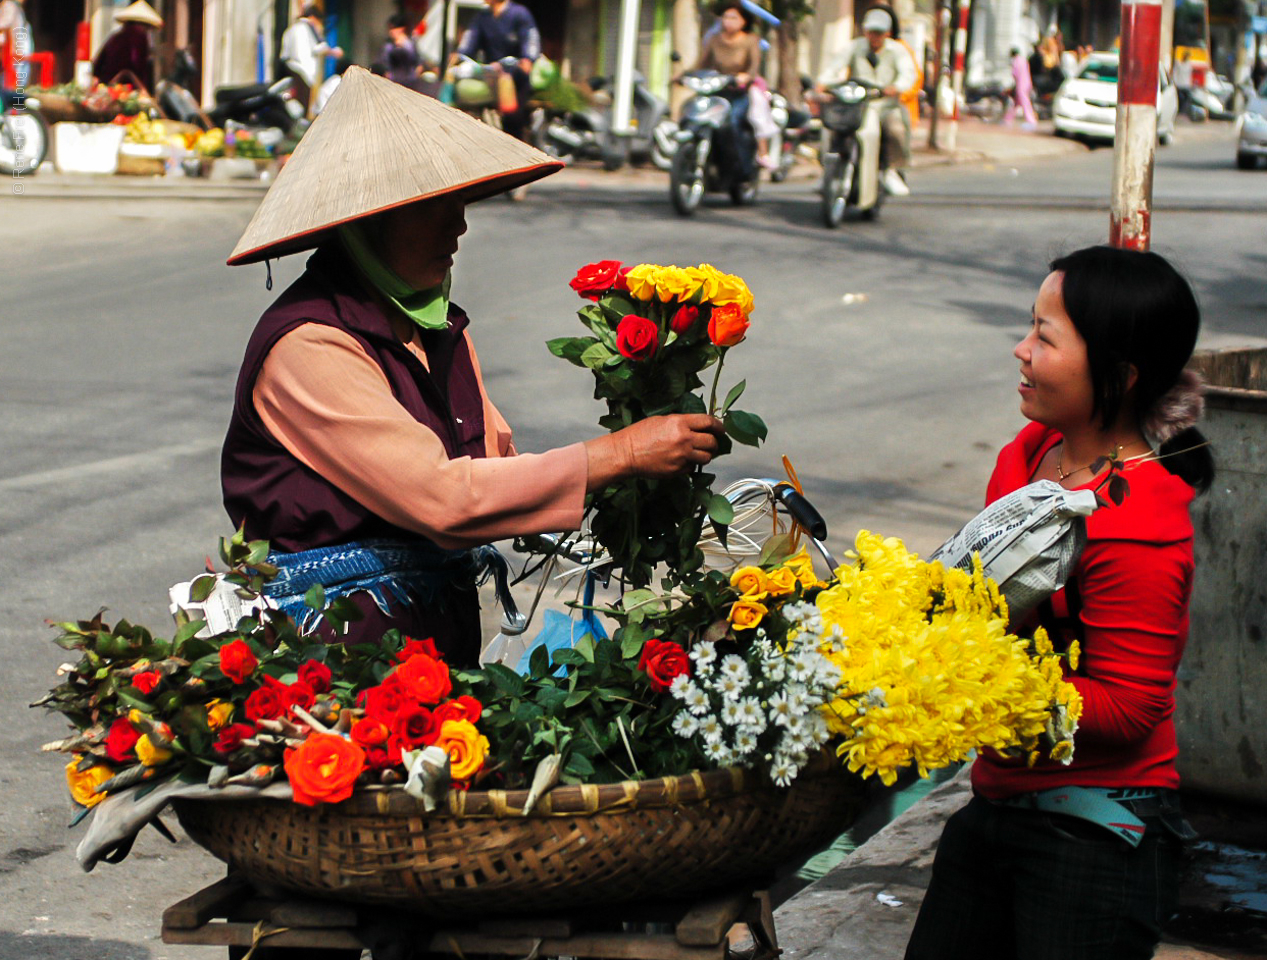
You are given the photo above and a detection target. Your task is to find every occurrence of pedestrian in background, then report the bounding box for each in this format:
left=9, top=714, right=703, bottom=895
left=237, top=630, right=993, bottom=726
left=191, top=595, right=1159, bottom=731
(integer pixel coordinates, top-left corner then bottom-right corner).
left=92, top=0, right=163, bottom=91
left=905, top=246, right=1211, bottom=960
left=280, top=4, right=343, bottom=115
left=1004, top=45, right=1038, bottom=130
left=380, top=14, right=423, bottom=90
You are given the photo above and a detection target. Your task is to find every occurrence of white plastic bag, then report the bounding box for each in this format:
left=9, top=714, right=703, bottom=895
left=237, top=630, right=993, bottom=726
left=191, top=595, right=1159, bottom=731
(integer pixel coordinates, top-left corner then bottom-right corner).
left=930, top=479, right=1097, bottom=621
left=168, top=575, right=276, bottom=638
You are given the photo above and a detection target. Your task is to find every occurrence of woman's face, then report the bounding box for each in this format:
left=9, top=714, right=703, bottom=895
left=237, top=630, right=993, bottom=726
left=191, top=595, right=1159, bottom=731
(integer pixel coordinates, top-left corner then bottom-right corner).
left=378, top=194, right=468, bottom=290
left=720, top=9, right=745, bottom=34
left=1014, top=272, right=1096, bottom=431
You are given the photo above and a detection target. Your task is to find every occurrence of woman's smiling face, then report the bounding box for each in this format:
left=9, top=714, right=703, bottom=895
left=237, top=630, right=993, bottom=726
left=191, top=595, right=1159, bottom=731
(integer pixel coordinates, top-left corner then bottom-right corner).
left=1014, top=271, right=1096, bottom=431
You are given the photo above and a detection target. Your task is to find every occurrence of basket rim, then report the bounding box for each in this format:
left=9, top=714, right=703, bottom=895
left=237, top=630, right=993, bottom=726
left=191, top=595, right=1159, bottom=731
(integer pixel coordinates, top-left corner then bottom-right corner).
left=174, top=752, right=842, bottom=820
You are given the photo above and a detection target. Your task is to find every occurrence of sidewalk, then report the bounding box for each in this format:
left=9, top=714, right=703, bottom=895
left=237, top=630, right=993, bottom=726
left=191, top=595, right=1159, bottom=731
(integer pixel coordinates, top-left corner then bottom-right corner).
left=775, top=767, right=1265, bottom=960
left=9, top=115, right=1128, bottom=201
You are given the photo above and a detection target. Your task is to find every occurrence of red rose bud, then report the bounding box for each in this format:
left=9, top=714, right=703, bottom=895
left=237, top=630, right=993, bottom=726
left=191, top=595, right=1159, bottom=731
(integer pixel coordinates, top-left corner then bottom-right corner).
left=637, top=639, right=691, bottom=693
left=131, top=670, right=162, bottom=695
left=297, top=660, right=332, bottom=694
left=213, top=723, right=257, bottom=756
left=670, top=305, right=700, bottom=334
left=397, top=636, right=443, bottom=663
left=244, top=685, right=284, bottom=723
left=351, top=717, right=391, bottom=749
left=568, top=260, right=625, bottom=301
left=105, top=716, right=140, bottom=762
left=616, top=315, right=659, bottom=361
left=218, top=638, right=258, bottom=684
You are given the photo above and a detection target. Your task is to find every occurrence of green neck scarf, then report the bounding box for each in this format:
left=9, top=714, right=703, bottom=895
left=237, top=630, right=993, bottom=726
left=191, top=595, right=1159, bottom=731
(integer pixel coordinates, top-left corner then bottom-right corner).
left=338, top=223, right=451, bottom=331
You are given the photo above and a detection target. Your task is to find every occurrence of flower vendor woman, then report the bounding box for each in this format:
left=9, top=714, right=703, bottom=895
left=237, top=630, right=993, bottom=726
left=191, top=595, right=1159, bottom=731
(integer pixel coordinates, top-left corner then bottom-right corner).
left=905, top=246, right=1213, bottom=960
left=222, top=67, right=722, bottom=665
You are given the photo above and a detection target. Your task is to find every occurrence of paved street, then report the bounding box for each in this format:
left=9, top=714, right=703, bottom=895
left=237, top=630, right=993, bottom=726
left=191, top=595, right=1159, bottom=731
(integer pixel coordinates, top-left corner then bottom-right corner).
left=0, top=123, right=1263, bottom=958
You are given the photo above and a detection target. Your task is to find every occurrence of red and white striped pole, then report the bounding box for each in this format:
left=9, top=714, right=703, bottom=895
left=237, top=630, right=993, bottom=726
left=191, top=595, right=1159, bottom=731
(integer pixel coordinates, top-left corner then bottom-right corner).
left=946, top=0, right=970, bottom=149
left=1109, top=0, right=1163, bottom=250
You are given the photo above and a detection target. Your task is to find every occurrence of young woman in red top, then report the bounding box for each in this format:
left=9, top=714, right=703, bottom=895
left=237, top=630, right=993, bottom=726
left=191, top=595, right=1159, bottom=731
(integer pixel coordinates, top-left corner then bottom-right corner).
left=905, top=246, right=1213, bottom=960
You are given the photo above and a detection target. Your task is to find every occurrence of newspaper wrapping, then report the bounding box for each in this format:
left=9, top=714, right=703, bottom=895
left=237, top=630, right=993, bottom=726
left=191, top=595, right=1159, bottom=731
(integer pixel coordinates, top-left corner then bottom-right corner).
left=929, top=479, right=1098, bottom=621
left=168, top=576, right=276, bottom=637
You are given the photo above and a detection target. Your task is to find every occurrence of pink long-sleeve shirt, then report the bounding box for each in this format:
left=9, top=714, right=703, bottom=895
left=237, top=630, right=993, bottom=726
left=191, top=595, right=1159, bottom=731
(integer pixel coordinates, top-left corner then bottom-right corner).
left=252, top=321, right=588, bottom=551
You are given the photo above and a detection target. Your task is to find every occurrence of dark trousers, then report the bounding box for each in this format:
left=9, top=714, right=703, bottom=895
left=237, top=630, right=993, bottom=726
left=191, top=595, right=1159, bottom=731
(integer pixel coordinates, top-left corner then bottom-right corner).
left=727, top=91, right=756, bottom=180
left=904, top=794, right=1181, bottom=960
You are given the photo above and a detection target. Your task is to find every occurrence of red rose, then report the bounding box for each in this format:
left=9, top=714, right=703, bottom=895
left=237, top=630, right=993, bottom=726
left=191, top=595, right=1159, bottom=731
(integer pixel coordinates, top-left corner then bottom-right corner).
left=297, top=660, right=332, bottom=694
left=637, top=639, right=691, bottom=693
left=285, top=680, right=317, bottom=717
left=616, top=315, right=659, bottom=361
left=614, top=265, right=632, bottom=291
left=244, top=685, right=284, bottom=723
left=363, top=746, right=396, bottom=771
left=393, top=654, right=452, bottom=706
left=212, top=723, right=257, bottom=756
left=708, top=302, right=750, bottom=348
left=359, top=677, right=408, bottom=721
left=433, top=695, right=483, bottom=727
left=670, top=305, right=700, bottom=335
left=105, top=717, right=140, bottom=762
left=218, top=639, right=258, bottom=684
left=569, top=260, right=625, bottom=300
left=391, top=703, right=437, bottom=749
left=397, top=637, right=443, bottom=663
left=351, top=717, right=391, bottom=750
left=131, top=670, right=162, bottom=695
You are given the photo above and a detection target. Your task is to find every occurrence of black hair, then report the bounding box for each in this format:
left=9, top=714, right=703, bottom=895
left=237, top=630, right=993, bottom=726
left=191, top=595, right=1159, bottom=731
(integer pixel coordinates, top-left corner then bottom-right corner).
left=1050, top=245, right=1214, bottom=492
left=388, top=14, right=411, bottom=31
left=301, top=5, right=322, bottom=20
left=713, top=1, right=755, bottom=32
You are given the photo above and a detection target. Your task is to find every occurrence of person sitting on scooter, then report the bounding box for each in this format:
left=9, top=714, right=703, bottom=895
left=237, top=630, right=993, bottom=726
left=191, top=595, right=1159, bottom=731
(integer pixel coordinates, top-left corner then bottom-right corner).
left=819, top=7, right=916, bottom=196
left=451, top=0, right=540, bottom=144
left=689, top=1, right=770, bottom=178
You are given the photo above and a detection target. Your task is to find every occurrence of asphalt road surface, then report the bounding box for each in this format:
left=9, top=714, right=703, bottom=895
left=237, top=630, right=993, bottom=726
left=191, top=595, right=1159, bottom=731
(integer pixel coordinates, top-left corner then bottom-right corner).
left=1, top=124, right=1262, bottom=959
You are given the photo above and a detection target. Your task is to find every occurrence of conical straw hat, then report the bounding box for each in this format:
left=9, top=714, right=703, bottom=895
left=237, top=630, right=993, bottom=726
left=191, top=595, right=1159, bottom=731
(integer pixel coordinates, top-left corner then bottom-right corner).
left=116, top=1, right=163, bottom=27
left=228, top=67, right=563, bottom=266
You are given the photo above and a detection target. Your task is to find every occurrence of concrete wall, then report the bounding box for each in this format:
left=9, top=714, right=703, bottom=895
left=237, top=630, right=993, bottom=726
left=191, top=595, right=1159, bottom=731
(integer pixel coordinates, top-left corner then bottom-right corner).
left=1178, top=348, right=1267, bottom=805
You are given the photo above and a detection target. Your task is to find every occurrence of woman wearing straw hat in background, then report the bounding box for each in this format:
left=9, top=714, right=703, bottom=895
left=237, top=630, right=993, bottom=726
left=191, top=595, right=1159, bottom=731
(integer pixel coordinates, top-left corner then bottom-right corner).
left=222, top=67, right=724, bottom=668
left=92, top=0, right=162, bottom=92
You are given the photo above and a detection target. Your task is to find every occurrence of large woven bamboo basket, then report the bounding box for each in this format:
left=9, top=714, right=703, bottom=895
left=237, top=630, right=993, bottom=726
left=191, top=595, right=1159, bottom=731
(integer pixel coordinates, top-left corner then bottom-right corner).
left=173, top=757, right=865, bottom=916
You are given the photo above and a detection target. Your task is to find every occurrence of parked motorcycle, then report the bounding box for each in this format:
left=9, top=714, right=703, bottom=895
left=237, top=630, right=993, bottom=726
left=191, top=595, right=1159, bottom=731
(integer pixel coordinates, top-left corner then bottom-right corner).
left=766, top=89, right=814, bottom=183
left=964, top=80, right=1010, bottom=123
left=818, top=79, right=884, bottom=228
left=538, top=72, right=669, bottom=171
left=158, top=48, right=305, bottom=134
left=668, top=70, right=759, bottom=215
left=0, top=87, right=49, bottom=176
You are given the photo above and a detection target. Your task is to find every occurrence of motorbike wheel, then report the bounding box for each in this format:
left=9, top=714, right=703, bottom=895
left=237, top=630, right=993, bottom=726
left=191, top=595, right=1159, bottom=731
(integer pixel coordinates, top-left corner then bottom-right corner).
left=771, top=144, right=794, bottom=183
left=820, top=145, right=856, bottom=229
left=0, top=109, right=49, bottom=176
left=670, top=137, right=708, bottom=216
left=729, top=178, right=758, bottom=206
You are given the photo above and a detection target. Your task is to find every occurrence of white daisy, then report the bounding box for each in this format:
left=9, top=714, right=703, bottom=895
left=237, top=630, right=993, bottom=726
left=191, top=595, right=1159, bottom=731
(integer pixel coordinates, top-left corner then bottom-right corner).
left=672, top=711, right=701, bottom=738
left=721, top=700, right=743, bottom=725
left=715, top=674, right=745, bottom=700
left=787, top=653, right=814, bottom=683
left=690, top=640, right=717, bottom=668
left=703, top=741, right=733, bottom=765
left=768, top=691, right=792, bottom=725
left=669, top=675, right=694, bottom=700
left=787, top=684, right=811, bottom=714
left=770, top=758, right=798, bottom=787
left=699, top=715, right=724, bottom=744
left=720, top=655, right=750, bottom=684
left=783, top=713, right=807, bottom=737
left=738, top=697, right=763, bottom=726
left=684, top=684, right=711, bottom=715
left=734, top=730, right=758, bottom=755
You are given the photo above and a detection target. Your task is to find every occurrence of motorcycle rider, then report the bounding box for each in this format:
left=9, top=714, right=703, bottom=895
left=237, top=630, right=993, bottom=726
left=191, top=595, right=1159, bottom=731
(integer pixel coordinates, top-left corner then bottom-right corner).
left=688, top=1, right=768, bottom=178
left=451, top=0, right=540, bottom=143
left=820, top=7, right=916, bottom=197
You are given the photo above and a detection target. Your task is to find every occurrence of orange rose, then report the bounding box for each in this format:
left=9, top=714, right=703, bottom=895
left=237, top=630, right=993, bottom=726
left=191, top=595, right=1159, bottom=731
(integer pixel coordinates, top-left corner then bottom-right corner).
left=708, top=303, right=750, bottom=347
left=283, top=733, right=366, bottom=806
left=765, top=566, right=799, bottom=596
left=729, top=566, right=770, bottom=600
left=393, top=653, right=452, bottom=706
left=434, top=719, right=489, bottom=782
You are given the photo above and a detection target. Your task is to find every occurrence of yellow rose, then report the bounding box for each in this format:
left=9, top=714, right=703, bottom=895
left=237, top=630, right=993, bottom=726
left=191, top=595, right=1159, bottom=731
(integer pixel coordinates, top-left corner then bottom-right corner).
left=765, top=566, right=798, bottom=597
left=206, top=700, right=234, bottom=731
left=65, top=759, right=114, bottom=808
left=653, top=265, right=697, bottom=302
left=135, top=734, right=174, bottom=767
left=686, top=265, right=721, bottom=302
left=728, top=599, right=768, bottom=631
left=624, top=264, right=660, bottom=302
left=434, top=719, right=490, bottom=782
left=783, top=549, right=823, bottom=589
left=729, top=566, right=770, bottom=601
left=711, top=272, right=755, bottom=315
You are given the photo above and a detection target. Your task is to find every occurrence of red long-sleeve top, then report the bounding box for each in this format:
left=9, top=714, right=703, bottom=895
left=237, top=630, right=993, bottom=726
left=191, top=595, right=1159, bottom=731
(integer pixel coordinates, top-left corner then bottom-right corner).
left=972, top=422, right=1196, bottom=798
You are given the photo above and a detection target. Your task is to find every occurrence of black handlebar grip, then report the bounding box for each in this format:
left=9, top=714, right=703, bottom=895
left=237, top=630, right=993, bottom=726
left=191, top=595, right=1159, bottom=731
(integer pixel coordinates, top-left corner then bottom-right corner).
left=775, top=486, right=828, bottom=542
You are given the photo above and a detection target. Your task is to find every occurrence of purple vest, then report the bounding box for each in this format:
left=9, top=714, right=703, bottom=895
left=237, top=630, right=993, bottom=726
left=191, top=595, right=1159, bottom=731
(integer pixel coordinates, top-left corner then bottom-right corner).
left=220, top=244, right=488, bottom=659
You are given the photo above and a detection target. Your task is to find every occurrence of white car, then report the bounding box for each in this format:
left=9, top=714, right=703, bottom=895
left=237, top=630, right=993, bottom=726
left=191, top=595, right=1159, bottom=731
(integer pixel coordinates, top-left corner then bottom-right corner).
left=1236, top=80, right=1267, bottom=170
left=1052, top=51, right=1178, bottom=144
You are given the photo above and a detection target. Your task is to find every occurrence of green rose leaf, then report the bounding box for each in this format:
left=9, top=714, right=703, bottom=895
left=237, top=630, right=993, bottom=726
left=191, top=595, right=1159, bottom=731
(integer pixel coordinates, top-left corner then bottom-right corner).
left=303, top=583, right=326, bottom=612
left=706, top=494, right=735, bottom=526
left=581, top=342, right=615, bottom=369
left=723, top=409, right=767, bottom=447
left=720, top=379, right=746, bottom=416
